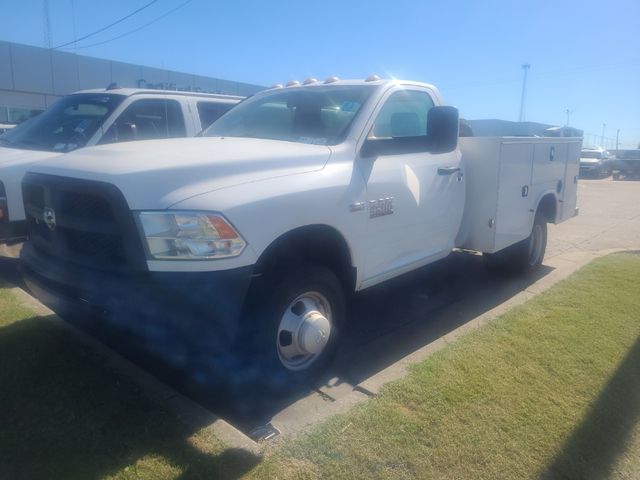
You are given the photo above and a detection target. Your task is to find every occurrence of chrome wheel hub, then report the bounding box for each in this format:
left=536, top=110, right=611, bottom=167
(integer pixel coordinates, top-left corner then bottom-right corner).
left=277, top=292, right=332, bottom=371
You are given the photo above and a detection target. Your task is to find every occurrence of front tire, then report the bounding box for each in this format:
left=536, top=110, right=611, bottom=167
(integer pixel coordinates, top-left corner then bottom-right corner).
left=484, top=211, right=547, bottom=274
left=235, top=265, right=345, bottom=392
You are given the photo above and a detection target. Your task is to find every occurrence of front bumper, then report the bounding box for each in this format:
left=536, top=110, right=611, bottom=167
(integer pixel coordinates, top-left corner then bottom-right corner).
left=0, top=220, right=27, bottom=244
left=579, top=163, right=601, bottom=172
left=21, top=242, right=254, bottom=363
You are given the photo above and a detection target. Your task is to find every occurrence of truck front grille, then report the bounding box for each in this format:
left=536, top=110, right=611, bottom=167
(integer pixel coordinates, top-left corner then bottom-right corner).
left=22, top=173, right=147, bottom=273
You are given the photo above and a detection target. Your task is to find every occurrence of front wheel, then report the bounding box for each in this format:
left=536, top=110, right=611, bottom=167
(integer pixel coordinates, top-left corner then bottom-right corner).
left=483, top=211, right=547, bottom=274
left=234, top=265, right=345, bottom=392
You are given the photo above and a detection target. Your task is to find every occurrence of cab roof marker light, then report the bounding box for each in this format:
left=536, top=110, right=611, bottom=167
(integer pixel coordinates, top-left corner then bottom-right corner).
left=324, top=76, right=340, bottom=84
left=365, top=74, right=381, bottom=82
left=270, top=83, right=284, bottom=89
left=286, top=80, right=301, bottom=87
left=303, top=78, right=318, bottom=85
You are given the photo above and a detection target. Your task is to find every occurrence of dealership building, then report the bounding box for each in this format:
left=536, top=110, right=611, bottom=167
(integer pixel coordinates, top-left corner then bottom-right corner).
left=0, top=40, right=263, bottom=124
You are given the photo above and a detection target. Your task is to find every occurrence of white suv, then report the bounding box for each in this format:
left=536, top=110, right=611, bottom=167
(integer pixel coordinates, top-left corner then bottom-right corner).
left=0, top=87, right=244, bottom=243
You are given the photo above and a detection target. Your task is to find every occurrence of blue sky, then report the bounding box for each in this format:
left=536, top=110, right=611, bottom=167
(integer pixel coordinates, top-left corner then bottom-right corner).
left=1, top=0, right=639, bottom=147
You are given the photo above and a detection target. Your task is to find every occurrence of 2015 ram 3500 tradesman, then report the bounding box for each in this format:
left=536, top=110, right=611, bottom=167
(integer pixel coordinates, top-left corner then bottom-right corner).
left=20, top=78, right=581, bottom=388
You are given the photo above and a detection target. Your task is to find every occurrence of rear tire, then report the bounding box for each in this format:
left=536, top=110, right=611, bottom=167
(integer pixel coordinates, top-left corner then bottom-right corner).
left=234, top=264, right=345, bottom=393
left=483, top=211, right=547, bottom=274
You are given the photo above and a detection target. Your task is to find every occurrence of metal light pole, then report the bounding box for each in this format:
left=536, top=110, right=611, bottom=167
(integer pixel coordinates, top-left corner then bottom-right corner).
left=601, top=123, right=606, bottom=147
left=42, top=0, right=52, bottom=48
left=565, top=109, right=574, bottom=126
left=518, top=63, right=530, bottom=122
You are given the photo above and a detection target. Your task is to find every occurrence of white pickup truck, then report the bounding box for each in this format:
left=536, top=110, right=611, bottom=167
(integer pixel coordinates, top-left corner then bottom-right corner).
left=0, top=87, right=242, bottom=243
left=20, top=78, right=581, bottom=388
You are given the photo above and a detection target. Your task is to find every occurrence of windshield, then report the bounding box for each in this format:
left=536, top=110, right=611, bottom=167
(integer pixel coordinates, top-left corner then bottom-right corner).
left=580, top=151, right=602, bottom=159
left=0, top=93, right=124, bottom=152
left=203, top=85, right=375, bottom=145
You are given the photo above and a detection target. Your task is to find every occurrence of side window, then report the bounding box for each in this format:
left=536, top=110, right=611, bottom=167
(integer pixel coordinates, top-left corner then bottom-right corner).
left=99, top=99, right=186, bottom=144
left=370, top=90, right=434, bottom=139
left=197, top=102, right=234, bottom=130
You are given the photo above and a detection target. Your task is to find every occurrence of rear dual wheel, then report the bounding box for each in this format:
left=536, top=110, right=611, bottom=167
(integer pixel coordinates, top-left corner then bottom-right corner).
left=483, top=211, right=547, bottom=274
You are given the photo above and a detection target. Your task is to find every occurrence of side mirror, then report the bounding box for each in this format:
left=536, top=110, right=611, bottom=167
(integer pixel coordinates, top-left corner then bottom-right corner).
left=426, top=106, right=459, bottom=154
left=361, top=106, right=460, bottom=158
left=115, top=122, right=137, bottom=142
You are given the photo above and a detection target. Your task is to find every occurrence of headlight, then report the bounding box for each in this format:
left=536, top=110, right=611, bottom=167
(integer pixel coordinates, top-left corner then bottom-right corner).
left=136, top=211, right=246, bottom=260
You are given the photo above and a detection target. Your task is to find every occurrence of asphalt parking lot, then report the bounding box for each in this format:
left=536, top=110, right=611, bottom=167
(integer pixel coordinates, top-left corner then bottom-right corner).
left=547, top=177, right=640, bottom=257
left=2, top=176, right=639, bottom=435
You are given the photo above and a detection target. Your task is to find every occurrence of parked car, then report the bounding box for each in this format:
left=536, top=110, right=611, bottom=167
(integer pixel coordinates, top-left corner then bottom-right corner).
left=20, top=77, right=580, bottom=389
left=612, top=149, right=640, bottom=180
left=579, top=146, right=612, bottom=177
left=0, top=123, right=16, bottom=135
left=0, top=86, right=244, bottom=244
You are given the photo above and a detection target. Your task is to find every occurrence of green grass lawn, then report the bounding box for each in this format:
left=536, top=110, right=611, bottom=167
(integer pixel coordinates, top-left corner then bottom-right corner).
left=0, top=254, right=639, bottom=479
left=0, top=283, right=259, bottom=480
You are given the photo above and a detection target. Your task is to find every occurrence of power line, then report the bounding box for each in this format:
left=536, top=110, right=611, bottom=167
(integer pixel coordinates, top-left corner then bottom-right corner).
left=64, top=0, right=194, bottom=50
left=53, top=0, right=161, bottom=49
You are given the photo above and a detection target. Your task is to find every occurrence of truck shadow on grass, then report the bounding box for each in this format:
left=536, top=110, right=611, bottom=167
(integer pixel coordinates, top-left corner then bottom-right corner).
left=0, top=311, right=260, bottom=480
left=540, top=334, right=640, bottom=479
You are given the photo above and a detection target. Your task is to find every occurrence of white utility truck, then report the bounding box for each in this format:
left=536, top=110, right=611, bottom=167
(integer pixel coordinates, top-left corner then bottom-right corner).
left=20, top=78, right=580, bottom=388
left=0, top=87, right=243, bottom=243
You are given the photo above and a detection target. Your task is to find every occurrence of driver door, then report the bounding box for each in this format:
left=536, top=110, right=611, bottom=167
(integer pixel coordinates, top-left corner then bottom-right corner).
left=359, top=87, right=464, bottom=287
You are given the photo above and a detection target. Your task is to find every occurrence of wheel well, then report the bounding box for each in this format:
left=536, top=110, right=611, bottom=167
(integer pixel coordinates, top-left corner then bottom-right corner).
left=254, top=225, right=356, bottom=292
left=537, top=194, right=557, bottom=223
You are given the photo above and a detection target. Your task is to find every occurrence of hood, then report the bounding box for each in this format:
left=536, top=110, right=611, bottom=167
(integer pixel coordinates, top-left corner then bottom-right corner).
left=0, top=146, right=59, bottom=168
left=27, top=137, right=332, bottom=209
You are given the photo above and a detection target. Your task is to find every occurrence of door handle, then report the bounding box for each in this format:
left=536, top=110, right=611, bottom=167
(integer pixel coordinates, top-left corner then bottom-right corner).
left=438, top=166, right=461, bottom=175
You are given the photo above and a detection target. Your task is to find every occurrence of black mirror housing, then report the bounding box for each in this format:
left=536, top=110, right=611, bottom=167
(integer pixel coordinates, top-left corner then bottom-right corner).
left=427, top=106, right=459, bottom=154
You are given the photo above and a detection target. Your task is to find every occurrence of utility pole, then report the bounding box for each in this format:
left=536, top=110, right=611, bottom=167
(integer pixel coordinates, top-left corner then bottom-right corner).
left=565, top=109, right=574, bottom=126
left=601, top=123, right=606, bottom=147
left=518, top=63, right=530, bottom=122
left=42, top=0, right=52, bottom=48
left=616, top=129, right=620, bottom=151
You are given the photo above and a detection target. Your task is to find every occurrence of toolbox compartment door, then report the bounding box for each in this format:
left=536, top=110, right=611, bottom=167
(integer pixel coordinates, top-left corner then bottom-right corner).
left=558, top=141, right=581, bottom=223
